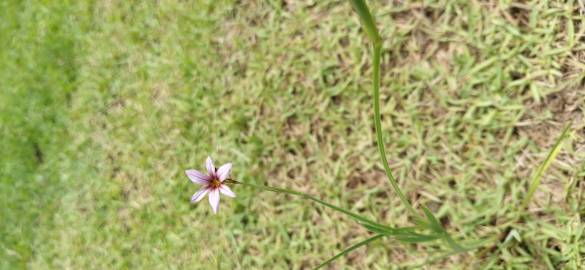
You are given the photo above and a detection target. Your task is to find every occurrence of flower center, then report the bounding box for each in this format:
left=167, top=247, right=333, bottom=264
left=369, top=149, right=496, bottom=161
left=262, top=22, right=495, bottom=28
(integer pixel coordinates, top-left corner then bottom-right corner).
left=209, top=177, right=222, bottom=189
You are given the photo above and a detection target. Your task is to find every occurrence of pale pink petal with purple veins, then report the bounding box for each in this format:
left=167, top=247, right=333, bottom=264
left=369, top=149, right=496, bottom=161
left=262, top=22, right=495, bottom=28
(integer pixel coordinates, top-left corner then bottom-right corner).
left=206, top=156, right=215, bottom=175
left=219, top=185, right=236, bottom=198
left=191, top=187, right=210, bottom=203
left=216, top=163, right=232, bottom=181
left=185, top=170, right=210, bottom=185
left=208, top=189, right=220, bottom=214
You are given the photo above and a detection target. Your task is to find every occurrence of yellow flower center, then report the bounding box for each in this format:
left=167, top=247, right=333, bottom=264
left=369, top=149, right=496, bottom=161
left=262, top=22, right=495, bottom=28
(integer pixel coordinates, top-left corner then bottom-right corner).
left=209, top=178, right=222, bottom=189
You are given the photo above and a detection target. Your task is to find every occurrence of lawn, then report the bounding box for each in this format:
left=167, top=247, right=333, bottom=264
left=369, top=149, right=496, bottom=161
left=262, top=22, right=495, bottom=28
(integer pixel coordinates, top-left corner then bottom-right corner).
left=1, top=0, right=584, bottom=269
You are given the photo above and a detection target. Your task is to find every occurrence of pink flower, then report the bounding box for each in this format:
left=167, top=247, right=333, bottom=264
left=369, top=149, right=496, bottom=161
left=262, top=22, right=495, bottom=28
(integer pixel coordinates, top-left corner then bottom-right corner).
left=186, top=156, right=236, bottom=214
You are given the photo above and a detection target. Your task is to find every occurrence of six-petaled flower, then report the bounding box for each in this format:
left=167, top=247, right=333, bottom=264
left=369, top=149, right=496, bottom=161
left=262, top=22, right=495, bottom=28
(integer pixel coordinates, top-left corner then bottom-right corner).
left=186, top=156, right=236, bottom=214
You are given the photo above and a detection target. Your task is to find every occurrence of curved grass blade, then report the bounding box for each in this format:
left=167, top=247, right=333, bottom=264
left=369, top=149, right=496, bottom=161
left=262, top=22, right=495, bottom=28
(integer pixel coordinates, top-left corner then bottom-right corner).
left=314, top=234, right=385, bottom=270
left=421, top=206, right=443, bottom=234
left=521, top=124, right=571, bottom=209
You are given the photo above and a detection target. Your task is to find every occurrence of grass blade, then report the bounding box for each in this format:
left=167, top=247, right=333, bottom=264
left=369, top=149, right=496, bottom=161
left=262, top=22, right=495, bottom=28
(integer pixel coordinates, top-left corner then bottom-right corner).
left=395, top=233, right=442, bottom=244
left=521, top=124, right=571, bottom=209
left=361, top=223, right=396, bottom=235
left=421, top=206, right=465, bottom=251
left=314, top=234, right=385, bottom=270
left=421, top=206, right=443, bottom=234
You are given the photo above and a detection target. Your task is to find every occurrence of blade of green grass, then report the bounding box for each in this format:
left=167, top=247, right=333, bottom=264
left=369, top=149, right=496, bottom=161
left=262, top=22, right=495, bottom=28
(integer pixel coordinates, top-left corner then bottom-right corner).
left=314, top=234, right=385, bottom=270
left=421, top=206, right=443, bottom=234
left=422, top=206, right=465, bottom=251
left=395, top=233, right=442, bottom=243
left=521, top=124, right=571, bottom=209
left=361, top=222, right=397, bottom=235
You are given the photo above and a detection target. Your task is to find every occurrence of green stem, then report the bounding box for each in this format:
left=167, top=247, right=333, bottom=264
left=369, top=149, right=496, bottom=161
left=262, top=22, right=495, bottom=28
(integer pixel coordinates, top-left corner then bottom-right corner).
left=234, top=181, right=392, bottom=229
left=372, top=43, right=420, bottom=220
left=348, top=0, right=382, bottom=44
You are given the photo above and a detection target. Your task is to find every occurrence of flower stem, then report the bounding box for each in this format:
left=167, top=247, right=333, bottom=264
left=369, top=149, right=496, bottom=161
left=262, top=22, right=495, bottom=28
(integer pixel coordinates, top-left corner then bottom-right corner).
left=232, top=180, right=392, bottom=229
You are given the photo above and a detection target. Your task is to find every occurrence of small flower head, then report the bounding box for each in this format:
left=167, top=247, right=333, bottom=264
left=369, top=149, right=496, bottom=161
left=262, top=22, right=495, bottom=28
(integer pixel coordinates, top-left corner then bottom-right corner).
left=186, top=156, right=236, bottom=214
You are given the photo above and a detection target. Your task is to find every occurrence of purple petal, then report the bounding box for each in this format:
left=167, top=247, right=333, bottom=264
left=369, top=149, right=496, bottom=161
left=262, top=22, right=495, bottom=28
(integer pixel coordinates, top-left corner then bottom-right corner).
left=217, top=163, right=232, bottom=181
left=206, top=156, right=215, bottom=175
left=185, top=170, right=210, bottom=185
left=208, top=189, right=220, bottom=214
left=219, top=185, right=236, bottom=198
left=191, top=187, right=210, bottom=203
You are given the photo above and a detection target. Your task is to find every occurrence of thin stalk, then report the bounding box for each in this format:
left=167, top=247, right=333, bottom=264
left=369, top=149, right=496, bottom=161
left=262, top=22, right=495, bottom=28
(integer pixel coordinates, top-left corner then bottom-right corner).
left=372, top=43, right=420, bottom=220
left=348, top=0, right=382, bottom=44
left=233, top=181, right=391, bottom=229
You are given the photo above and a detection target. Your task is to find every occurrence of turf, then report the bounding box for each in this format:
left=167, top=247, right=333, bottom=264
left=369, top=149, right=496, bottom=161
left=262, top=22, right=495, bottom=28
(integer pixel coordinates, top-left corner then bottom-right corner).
left=1, top=0, right=584, bottom=269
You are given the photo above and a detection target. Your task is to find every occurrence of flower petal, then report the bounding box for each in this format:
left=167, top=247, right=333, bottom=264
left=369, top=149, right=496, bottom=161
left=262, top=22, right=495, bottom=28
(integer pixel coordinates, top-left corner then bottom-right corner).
left=208, top=189, right=220, bottom=214
left=219, top=185, right=236, bottom=198
left=206, top=156, right=215, bottom=175
left=185, top=170, right=210, bottom=185
left=191, top=187, right=210, bottom=203
left=216, top=163, right=232, bottom=181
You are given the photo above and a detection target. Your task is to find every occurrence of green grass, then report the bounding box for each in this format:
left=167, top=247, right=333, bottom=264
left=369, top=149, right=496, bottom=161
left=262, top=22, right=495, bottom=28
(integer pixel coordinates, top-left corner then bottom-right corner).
left=1, top=0, right=584, bottom=269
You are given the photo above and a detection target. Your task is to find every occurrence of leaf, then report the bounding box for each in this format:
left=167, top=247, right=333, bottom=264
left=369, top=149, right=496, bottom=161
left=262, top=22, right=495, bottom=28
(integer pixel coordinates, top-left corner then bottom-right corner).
left=422, top=206, right=444, bottom=234
left=422, top=206, right=465, bottom=251
left=521, top=124, right=571, bottom=209
left=396, top=233, right=442, bottom=244
left=361, top=223, right=393, bottom=235
left=361, top=223, right=418, bottom=236
left=503, top=229, right=522, bottom=245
